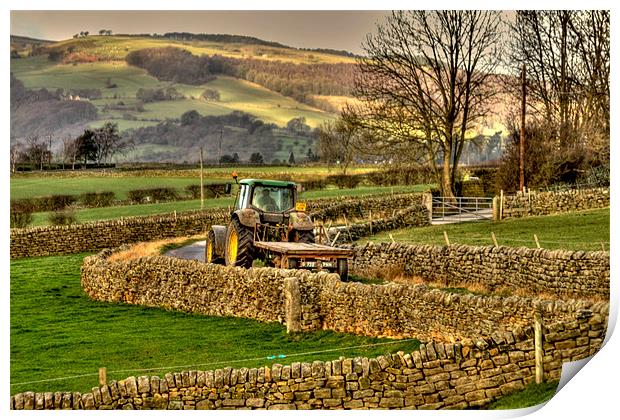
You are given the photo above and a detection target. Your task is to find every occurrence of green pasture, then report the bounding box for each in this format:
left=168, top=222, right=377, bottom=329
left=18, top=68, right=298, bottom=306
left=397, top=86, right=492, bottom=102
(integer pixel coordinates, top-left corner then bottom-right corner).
left=10, top=166, right=383, bottom=199
left=10, top=253, right=417, bottom=395
left=10, top=175, right=223, bottom=200
left=363, top=208, right=610, bottom=252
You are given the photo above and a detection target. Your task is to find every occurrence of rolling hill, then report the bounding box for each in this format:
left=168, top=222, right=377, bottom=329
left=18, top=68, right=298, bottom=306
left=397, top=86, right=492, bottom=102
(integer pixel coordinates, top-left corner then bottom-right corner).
left=10, top=34, right=360, bottom=162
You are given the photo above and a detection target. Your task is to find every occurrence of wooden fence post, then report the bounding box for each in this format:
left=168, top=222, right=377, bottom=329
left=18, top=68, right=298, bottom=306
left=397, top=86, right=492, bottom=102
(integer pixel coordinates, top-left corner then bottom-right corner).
left=99, top=367, right=107, bottom=386
left=534, top=234, right=541, bottom=249
left=534, top=311, right=544, bottom=384
left=491, top=232, right=498, bottom=247
left=284, top=277, right=302, bottom=333
left=499, top=189, right=504, bottom=220
left=443, top=231, right=450, bottom=246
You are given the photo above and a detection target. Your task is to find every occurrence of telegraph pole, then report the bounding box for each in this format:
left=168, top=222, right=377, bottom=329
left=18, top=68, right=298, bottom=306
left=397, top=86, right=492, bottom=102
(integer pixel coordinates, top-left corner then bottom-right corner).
left=199, top=147, right=204, bottom=209
left=520, top=64, right=526, bottom=193
left=219, top=127, right=223, bottom=167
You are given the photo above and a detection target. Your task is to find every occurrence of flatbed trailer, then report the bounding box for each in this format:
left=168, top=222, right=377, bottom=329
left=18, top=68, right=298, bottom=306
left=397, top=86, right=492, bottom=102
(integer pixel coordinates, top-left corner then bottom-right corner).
left=253, top=241, right=353, bottom=280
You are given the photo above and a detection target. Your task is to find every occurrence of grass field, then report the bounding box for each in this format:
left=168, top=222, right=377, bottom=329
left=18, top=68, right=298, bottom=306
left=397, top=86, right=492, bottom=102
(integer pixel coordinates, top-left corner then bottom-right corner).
left=363, top=208, right=610, bottom=252
left=9, top=166, right=386, bottom=199
left=487, top=381, right=558, bottom=409
left=10, top=253, right=419, bottom=395
left=25, top=185, right=431, bottom=227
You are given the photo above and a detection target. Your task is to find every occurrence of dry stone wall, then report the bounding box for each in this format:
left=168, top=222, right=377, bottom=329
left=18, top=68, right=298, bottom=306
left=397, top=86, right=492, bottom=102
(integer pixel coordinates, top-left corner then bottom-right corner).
left=10, top=312, right=607, bottom=410
left=10, top=210, right=229, bottom=259
left=82, top=249, right=289, bottom=323
left=501, top=187, right=609, bottom=219
left=299, top=272, right=606, bottom=342
left=330, top=203, right=430, bottom=244
left=310, top=193, right=425, bottom=222
left=350, top=242, right=609, bottom=300
left=10, top=193, right=424, bottom=259
left=81, top=249, right=608, bottom=343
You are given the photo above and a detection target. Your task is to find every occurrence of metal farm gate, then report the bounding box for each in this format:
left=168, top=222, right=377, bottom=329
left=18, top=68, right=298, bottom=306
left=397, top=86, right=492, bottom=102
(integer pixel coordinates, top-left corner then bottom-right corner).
left=431, top=196, right=493, bottom=224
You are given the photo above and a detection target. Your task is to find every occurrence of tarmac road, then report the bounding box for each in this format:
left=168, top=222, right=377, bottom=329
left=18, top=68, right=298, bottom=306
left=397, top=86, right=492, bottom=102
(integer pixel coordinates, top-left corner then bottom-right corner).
left=164, top=240, right=206, bottom=262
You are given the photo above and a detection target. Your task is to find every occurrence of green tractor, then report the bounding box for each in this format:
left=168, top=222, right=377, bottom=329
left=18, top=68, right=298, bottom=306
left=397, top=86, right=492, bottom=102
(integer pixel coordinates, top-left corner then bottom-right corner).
left=206, top=178, right=350, bottom=280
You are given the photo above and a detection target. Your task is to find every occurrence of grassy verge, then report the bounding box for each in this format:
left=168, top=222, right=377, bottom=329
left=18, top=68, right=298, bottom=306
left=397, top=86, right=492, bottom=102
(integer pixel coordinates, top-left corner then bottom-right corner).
left=27, top=184, right=430, bottom=227
left=362, top=208, right=609, bottom=252
left=487, top=381, right=558, bottom=409
left=10, top=254, right=420, bottom=395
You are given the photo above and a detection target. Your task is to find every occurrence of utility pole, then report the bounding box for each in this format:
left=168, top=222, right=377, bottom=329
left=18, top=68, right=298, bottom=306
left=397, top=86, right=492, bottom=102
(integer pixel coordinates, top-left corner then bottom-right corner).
left=520, top=63, right=526, bottom=193
left=199, top=147, right=204, bottom=210
left=219, top=127, right=223, bottom=167
left=48, top=134, right=52, bottom=170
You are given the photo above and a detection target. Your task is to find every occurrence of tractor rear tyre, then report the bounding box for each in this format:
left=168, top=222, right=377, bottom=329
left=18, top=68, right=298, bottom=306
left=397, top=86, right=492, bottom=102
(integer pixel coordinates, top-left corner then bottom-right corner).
left=205, top=230, right=224, bottom=264
left=225, top=218, right=255, bottom=268
left=337, top=258, right=349, bottom=282
left=291, top=229, right=315, bottom=244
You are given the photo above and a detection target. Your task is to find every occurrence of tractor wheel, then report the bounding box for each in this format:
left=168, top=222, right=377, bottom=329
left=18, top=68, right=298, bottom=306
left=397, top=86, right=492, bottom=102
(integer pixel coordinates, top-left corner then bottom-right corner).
left=337, top=258, right=349, bottom=282
left=291, top=229, right=315, bottom=244
left=205, top=230, right=224, bottom=264
left=225, top=218, right=254, bottom=268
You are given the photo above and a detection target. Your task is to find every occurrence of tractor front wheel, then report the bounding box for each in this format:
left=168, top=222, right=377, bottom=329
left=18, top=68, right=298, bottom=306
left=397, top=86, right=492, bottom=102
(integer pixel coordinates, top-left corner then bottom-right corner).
left=225, top=218, right=255, bottom=268
left=205, top=230, right=224, bottom=264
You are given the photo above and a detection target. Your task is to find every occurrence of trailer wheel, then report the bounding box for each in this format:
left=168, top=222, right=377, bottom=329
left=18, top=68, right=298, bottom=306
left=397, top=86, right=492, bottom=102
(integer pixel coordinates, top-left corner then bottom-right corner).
left=205, top=230, right=224, bottom=264
left=225, top=218, right=254, bottom=268
left=291, top=229, right=315, bottom=244
left=337, top=258, right=348, bottom=282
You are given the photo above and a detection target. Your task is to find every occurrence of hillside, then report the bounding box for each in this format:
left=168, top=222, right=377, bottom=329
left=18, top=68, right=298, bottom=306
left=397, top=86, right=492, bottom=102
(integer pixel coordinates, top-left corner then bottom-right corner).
left=10, top=34, right=359, bottom=161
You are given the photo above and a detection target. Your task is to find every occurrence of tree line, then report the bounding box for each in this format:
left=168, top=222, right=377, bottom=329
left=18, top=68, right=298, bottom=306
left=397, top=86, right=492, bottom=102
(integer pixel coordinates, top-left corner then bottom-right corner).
left=122, top=110, right=318, bottom=164
left=11, top=122, right=131, bottom=172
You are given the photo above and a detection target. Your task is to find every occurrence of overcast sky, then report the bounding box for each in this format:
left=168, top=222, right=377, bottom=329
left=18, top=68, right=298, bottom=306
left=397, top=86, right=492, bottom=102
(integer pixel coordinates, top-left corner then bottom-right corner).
left=10, top=10, right=391, bottom=54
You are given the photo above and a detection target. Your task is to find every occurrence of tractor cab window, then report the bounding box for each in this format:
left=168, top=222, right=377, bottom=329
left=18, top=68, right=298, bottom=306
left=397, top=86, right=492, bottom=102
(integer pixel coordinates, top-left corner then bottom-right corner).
left=251, top=186, right=294, bottom=212
left=235, top=184, right=251, bottom=210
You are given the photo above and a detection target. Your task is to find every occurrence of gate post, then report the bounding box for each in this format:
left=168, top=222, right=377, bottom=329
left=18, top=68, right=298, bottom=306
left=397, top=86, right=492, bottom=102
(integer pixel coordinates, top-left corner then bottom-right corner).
left=421, top=192, right=433, bottom=222
left=284, top=277, right=301, bottom=333
left=492, top=196, right=500, bottom=221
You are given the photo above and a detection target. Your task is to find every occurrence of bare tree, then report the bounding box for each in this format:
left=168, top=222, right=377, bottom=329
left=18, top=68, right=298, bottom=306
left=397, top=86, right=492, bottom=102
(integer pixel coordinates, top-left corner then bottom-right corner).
left=350, top=11, right=504, bottom=197
left=509, top=11, right=609, bottom=153
left=317, top=118, right=364, bottom=175
left=10, top=138, right=22, bottom=173
left=61, top=136, right=79, bottom=170
left=92, top=122, right=132, bottom=164
left=21, top=135, right=50, bottom=171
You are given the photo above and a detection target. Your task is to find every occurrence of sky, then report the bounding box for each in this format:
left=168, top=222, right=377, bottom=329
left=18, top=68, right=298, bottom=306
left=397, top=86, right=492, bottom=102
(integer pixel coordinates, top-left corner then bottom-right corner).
left=10, top=10, right=390, bottom=55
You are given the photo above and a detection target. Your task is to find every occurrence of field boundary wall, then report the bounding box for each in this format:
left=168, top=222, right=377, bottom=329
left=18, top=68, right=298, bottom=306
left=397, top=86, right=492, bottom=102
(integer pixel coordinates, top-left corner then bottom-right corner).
left=11, top=311, right=607, bottom=410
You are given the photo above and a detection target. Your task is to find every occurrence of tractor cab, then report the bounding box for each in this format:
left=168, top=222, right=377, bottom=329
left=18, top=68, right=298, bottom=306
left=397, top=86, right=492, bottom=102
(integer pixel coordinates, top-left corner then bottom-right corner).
left=235, top=179, right=298, bottom=213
